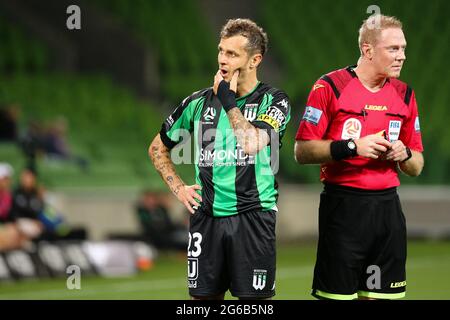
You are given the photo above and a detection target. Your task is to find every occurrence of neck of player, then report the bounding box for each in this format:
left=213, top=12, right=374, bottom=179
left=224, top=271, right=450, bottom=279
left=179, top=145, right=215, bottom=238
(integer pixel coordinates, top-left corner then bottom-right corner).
left=236, top=71, right=258, bottom=98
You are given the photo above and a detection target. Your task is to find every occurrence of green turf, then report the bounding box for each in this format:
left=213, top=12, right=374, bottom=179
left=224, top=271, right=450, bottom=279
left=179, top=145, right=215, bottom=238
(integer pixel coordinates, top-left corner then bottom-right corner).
left=0, top=240, right=449, bottom=300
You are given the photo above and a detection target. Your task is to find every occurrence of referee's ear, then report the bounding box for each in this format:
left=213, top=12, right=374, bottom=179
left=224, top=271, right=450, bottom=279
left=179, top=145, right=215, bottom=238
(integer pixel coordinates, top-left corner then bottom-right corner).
left=361, top=42, right=373, bottom=60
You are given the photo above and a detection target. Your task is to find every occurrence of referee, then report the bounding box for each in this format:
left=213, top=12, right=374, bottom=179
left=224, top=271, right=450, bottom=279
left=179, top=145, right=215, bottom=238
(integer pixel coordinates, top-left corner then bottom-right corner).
left=295, top=14, right=424, bottom=300
left=149, top=19, right=291, bottom=299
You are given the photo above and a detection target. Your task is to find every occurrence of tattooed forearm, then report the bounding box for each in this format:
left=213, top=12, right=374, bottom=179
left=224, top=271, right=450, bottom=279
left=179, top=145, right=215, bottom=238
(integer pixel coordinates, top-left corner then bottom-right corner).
left=149, top=134, right=185, bottom=197
left=227, top=108, right=254, bottom=131
left=226, top=108, right=269, bottom=155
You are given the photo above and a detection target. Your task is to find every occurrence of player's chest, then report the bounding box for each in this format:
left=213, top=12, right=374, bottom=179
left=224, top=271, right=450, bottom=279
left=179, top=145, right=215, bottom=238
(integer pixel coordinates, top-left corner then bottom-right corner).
left=197, top=99, right=261, bottom=129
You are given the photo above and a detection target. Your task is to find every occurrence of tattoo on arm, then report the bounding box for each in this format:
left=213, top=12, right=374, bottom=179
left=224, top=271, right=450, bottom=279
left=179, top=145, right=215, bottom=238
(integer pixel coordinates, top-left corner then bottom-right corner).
left=150, top=137, right=185, bottom=197
left=226, top=108, right=268, bottom=154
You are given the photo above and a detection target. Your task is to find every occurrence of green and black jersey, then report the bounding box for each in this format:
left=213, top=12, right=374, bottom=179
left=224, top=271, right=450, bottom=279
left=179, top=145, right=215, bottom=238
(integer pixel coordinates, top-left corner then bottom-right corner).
left=159, top=82, right=291, bottom=217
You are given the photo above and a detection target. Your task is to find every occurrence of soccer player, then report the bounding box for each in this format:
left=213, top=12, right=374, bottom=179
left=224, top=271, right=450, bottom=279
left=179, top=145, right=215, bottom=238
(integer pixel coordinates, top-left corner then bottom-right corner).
left=294, top=14, right=424, bottom=300
left=149, top=18, right=291, bottom=299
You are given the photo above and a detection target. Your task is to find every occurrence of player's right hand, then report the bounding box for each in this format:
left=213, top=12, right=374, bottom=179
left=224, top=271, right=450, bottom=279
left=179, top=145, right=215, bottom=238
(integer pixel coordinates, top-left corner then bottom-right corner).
left=176, top=184, right=202, bottom=214
left=355, top=134, right=392, bottom=159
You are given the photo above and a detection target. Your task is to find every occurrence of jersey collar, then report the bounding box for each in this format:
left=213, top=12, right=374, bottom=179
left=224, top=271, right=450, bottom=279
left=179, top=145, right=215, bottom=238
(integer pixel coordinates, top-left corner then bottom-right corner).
left=236, top=81, right=261, bottom=101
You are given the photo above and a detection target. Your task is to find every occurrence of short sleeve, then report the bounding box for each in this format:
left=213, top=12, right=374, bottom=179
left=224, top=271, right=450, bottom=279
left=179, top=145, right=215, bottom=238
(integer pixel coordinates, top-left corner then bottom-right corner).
left=159, top=93, right=202, bottom=149
left=399, top=90, right=423, bottom=152
left=295, top=79, right=333, bottom=140
left=252, top=90, right=291, bottom=141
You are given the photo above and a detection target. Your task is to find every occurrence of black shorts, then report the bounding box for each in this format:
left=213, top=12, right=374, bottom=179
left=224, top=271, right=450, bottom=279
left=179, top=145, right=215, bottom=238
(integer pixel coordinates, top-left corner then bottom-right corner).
left=188, top=208, right=276, bottom=298
left=312, top=183, right=407, bottom=300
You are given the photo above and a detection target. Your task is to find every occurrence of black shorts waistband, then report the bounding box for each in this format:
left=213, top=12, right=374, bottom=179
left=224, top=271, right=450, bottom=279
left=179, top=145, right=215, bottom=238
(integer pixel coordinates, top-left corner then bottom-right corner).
left=194, top=206, right=276, bottom=218
left=323, top=183, right=397, bottom=196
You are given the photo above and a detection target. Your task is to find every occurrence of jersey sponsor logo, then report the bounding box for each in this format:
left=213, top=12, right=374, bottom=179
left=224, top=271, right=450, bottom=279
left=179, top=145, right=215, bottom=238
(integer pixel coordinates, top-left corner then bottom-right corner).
left=313, top=83, right=325, bottom=91
left=203, top=107, right=216, bottom=122
left=341, top=118, right=362, bottom=139
left=364, top=104, right=388, bottom=111
left=252, top=269, right=267, bottom=290
left=277, top=99, right=289, bottom=110
left=415, top=117, right=421, bottom=132
left=198, top=147, right=254, bottom=167
left=388, top=120, right=402, bottom=142
left=302, top=106, right=322, bottom=126
left=244, top=104, right=258, bottom=121
left=390, top=281, right=406, bottom=288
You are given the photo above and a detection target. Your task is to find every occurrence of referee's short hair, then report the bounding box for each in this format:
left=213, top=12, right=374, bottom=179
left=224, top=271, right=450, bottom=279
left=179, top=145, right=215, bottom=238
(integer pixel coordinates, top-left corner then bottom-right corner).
left=358, top=14, right=403, bottom=54
left=220, top=18, right=268, bottom=56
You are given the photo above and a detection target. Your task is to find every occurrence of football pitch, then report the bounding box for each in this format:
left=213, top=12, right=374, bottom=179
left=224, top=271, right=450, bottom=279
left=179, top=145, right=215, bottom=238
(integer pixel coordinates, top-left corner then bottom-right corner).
left=0, top=240, right=449, bottom=300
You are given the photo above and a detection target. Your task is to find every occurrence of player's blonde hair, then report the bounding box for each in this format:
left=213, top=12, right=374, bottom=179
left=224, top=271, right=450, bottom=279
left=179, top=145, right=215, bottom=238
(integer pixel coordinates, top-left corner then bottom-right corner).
left=358, top=14, right=403, bottom=54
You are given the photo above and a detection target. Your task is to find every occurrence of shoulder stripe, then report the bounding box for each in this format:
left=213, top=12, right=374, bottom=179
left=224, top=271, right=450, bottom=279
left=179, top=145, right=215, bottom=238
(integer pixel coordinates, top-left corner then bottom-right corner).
left=345, top=66, right=357, bottom=78
left=319, top=66, right=357, bottom=99
left=404, top=86, right=413, bottom=106
left=159, top=124, right=178, bottom=150
left=390, top=78, right=413, bottom=107
left=320, top=75, right=341, bottom=99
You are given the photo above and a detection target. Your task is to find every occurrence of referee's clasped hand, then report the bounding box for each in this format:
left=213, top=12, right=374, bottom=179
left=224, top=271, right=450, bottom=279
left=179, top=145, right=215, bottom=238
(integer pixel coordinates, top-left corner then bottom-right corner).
left=385, top=140, right=408, bottom=162
left=355, top=134, right=392, bottom=159
left=176, top=184, right=202, bottom=214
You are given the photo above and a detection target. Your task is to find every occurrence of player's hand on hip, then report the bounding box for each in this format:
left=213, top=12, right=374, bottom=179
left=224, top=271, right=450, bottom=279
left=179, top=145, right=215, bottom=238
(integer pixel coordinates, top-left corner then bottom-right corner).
left=355, top=134, right=392, bottom=159
left=177, top=184, right=202, bottom=214
left=386, top=140, right=408, bottom=162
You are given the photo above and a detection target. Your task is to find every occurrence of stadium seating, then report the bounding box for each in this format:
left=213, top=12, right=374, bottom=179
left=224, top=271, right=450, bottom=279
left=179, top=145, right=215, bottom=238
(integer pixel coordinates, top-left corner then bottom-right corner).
left=0, top=73, right=172, bottom=188
left=0, top=13, right=48, bottom=74
left=0, top=13, right=192, bottom=189
left=92, top=0, right=217, bottom=101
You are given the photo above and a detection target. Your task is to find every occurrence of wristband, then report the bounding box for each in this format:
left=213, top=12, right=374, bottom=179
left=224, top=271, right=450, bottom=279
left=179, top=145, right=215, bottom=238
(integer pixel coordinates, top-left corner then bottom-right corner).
left=217, top=80, right=237, bottom=112
left=401, top=146, right=412, bottom=162
left=330, top=139, right=357, bottom=161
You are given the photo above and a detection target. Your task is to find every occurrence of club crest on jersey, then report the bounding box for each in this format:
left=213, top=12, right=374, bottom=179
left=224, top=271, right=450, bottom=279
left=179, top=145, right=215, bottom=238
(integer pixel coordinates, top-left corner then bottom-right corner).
left=252, top=269, right=267, bottom=290
left=388, top=120, right=402, bottom=142
left=243, top=104, right=258, bottom=121
left=341, top=118, right=362, bottom=139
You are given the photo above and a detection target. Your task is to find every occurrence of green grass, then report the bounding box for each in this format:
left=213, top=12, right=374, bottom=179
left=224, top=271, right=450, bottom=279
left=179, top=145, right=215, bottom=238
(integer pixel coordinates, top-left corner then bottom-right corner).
left=1, top=240, right=449, bottom=300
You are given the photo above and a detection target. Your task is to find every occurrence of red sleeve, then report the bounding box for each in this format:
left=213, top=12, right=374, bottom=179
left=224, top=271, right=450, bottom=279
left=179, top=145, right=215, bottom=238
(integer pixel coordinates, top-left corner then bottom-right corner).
left=295, top=80, right=333, bottom=140
left=399, top=90, right=423, bottom=152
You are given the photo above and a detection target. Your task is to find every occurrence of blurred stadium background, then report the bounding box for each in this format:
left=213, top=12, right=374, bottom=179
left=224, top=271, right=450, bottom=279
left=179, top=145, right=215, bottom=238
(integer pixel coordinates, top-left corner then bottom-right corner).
left=0, top=0, right=449, bottom=299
